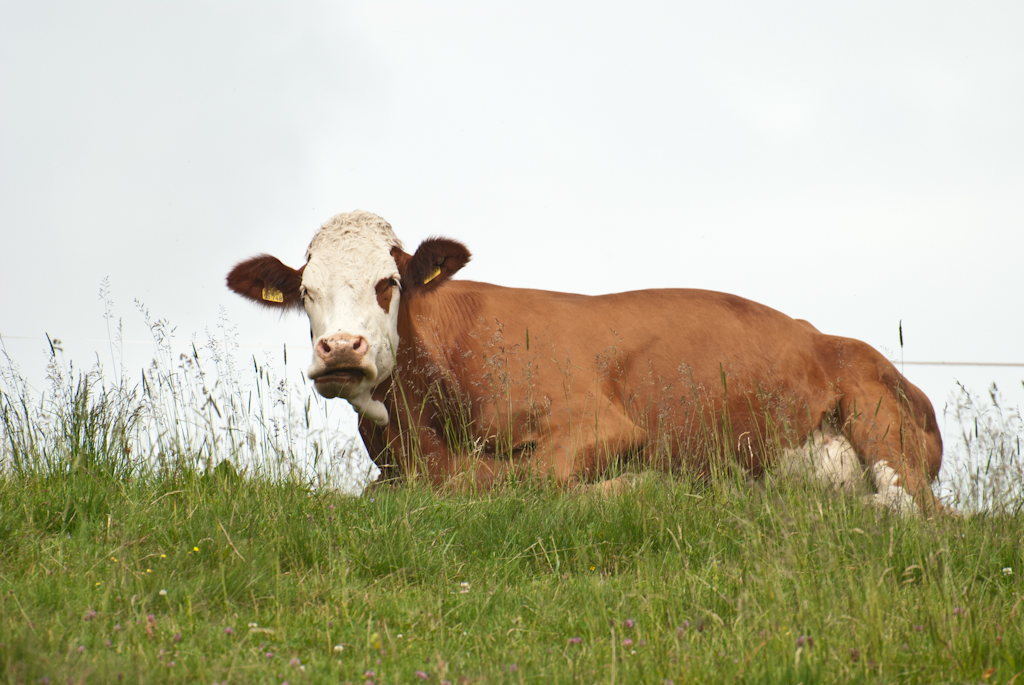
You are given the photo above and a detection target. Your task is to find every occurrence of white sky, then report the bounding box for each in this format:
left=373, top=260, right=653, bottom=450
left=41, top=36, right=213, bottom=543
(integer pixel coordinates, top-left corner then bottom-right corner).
left=2, top=1, right=1023, bottom=479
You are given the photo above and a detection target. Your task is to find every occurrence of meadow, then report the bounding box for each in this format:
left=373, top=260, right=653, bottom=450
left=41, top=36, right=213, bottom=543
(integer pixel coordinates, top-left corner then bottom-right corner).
left=1, top=317, right=1022, bottom=684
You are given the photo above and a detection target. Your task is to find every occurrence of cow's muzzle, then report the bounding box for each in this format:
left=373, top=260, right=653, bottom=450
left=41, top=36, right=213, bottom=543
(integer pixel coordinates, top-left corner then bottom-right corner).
left=308, top=332, right=380, bottom=392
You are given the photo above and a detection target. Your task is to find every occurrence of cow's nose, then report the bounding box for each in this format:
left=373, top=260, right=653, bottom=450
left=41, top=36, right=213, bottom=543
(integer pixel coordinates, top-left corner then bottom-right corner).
left=316, top=334, right=368, bottom=361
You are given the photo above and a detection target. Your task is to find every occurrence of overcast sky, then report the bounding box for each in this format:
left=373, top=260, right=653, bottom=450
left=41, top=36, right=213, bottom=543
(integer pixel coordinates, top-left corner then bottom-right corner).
left=2, top=1, right=1022, bottom=479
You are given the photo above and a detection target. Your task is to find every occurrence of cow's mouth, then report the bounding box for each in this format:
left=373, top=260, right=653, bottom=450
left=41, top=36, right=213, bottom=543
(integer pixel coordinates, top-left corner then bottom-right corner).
left=313, top=368, right=367, bottom=385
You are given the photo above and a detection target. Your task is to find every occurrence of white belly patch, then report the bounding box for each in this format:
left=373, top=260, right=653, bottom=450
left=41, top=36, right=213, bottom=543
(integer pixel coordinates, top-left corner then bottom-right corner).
left=775, top=429, right=918, bottom=513
left=777, top=429, right=868, bottom=495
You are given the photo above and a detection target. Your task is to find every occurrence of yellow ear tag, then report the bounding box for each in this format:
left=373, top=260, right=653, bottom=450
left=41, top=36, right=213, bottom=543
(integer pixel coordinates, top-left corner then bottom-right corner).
left=262, top=286, right=284, bottom=303
left=423, top=265, right=442, bottom=285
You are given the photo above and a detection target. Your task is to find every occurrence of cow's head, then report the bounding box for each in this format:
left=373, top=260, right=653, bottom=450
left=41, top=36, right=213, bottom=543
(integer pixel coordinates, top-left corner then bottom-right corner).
left=226, top=210, right=470, bottom=426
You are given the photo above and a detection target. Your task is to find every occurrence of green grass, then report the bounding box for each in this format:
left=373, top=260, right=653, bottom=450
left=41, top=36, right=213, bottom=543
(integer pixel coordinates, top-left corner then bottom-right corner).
left=1, top=470, right=1022, bottom=684
left=2, top=316, right=1023, bottom=683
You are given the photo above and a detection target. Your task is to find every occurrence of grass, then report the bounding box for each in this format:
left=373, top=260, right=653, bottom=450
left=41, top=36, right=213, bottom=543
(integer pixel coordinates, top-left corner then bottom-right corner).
left=2, top=308, right=1023, bottom=684
left=1, top=469, right=1022, bottom=684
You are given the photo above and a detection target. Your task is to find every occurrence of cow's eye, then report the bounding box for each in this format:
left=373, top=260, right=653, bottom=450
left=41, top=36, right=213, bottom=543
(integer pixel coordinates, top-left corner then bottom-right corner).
left=300, top=287, right=310, bottom=300
left=388, top=277, right=400, bottom=290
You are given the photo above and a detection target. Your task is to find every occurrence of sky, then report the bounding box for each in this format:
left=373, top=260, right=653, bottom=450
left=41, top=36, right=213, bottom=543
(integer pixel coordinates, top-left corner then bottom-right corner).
left=2, top=1, right=1023, bottom=484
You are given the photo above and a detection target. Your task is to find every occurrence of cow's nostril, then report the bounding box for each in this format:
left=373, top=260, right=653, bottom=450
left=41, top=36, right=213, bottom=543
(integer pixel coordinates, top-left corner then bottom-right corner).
left=352, top=337, right=365, bottom=353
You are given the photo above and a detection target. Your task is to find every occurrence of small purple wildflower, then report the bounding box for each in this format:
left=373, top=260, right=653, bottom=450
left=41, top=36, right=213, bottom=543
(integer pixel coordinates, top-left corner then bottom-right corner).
left=113, top=624, right=122, bottom=632
left=913, top=624, right=923, bottom=632
left=224, top=626, right=234, bottom=635
left=168, top=661, right=175, bottom=668
left=901, top=643, right=909, bottom=651
left=365, top=671, right=375, bottom=678
left=83, top=610, right=97, bottom=621
left=266, top=652, right=274, bottom=659
left=77, top=646, right=85, bottom=654
left=796, top=635, right=813, bottom=648
left=623, top=619, right=635, bottom=629
left=621, top=638, right=633, bottom=647
left=106, top=639, right=112, bottom=647
left=39, top=678, right=51, bottom=685
left=415, top=671, right=429, bottom=680
left=289, top=657, right=301, bottom=668
left=509, top=664, right=518, bottom=673
left=953, top=607, right=966, bottom=617
left=569, top=637, right=582, bottom=645
left=329, top=504, right=335, bottom=510
left=173, top=633, right=182, bottom=642
left=682, top=620, right=690, bottom=629
left=638, top=639, right=646, bottom=647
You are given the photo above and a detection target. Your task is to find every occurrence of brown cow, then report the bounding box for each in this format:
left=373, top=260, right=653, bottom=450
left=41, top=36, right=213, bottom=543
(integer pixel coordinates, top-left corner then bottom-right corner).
left=227, top=210, right=943, bottom=513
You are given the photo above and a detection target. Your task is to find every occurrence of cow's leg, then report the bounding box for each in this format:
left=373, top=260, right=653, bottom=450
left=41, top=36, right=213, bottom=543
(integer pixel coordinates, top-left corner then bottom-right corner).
left=838, top=375, right=943, bottom=515
left=399, top=424, right=513, bottom=490
left=529, top=401, right=649, bottom=487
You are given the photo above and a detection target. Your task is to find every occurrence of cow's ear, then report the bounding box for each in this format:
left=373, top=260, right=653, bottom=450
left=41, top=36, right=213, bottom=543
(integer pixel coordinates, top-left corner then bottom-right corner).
left=401, top=237, right=471, bottom=295
left=226, top=254, right=305, bottom=310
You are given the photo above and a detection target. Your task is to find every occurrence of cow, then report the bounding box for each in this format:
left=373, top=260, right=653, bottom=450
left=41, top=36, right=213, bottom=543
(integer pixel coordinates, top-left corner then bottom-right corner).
left=227, top=210, right=944, bottom=514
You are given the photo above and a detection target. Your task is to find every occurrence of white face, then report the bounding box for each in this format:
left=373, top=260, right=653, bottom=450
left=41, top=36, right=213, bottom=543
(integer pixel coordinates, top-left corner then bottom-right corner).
left=300, top=211, right=404, bottom=426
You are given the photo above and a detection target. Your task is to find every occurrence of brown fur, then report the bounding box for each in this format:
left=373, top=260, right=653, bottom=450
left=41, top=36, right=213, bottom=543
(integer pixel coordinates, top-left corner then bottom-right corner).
left=374, top=278, right=396, bottom=312
left=359, top=248, right=943, bottom=512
